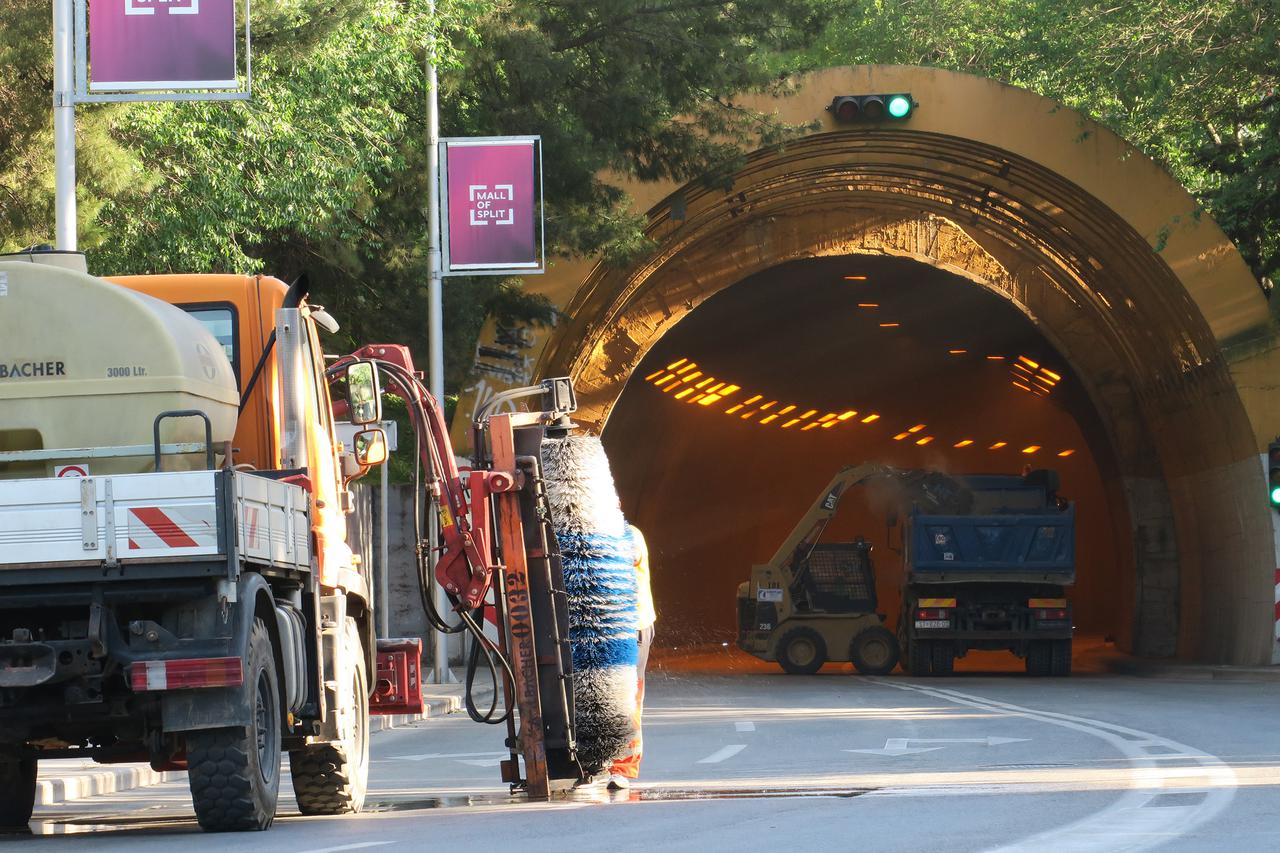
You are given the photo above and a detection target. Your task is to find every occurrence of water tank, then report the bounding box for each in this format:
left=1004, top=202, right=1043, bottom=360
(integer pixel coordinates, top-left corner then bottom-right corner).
left=0, top=261, right=239, bottom=478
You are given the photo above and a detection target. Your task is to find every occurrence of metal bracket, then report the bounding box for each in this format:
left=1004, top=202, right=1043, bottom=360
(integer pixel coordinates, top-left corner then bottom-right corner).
left=103, top=478, right=117, bottom=567
left=80, top=477, right=97, bottom=552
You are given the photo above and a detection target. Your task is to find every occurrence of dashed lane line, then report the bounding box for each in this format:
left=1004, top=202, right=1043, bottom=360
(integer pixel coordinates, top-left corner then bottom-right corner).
left=697, top=744, right=748, bottom=764
left=735, top=721, right=756, bottom=732
left=875, top=680, right=1237, bottom=853
left=296, top=843, right=395, bottom=853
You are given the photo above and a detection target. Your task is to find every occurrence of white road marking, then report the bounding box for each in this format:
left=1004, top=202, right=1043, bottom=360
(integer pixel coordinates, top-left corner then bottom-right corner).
left=697, top=744, right=748, bottom=764
left=456, top=757, right=506, bottom=767
left=848, top=735, right=1030, bottom=756
left=875, top=680, right=1237, bottom=853
left=735, top=721, right=756, bottom=732
left=387, top=751, right=507, bottom=761
left=297, top=843, right=394, bottom=853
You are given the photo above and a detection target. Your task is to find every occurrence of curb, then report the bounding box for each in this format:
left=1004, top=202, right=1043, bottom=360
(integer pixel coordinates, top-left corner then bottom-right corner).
left=1105, top=657, right=1280, bottom=683
left=36, top=689, right=476, bottom=808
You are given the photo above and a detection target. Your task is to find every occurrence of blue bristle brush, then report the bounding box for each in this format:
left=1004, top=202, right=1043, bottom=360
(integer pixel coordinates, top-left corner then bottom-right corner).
left=540, top=434, right=638, bottom=776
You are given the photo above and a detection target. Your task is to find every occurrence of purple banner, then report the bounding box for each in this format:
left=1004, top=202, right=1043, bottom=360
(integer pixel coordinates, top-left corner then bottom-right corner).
left=443, top=140, right=540, bottom=272
left=89, top=0, right=238, bottom=92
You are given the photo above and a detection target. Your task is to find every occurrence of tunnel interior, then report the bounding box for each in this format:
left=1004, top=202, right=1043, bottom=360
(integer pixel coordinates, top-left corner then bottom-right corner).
left=602, top=254, right=1129, bottom=662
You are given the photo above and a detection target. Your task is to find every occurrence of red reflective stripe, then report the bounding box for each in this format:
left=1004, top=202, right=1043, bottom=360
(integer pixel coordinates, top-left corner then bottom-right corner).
left=131, top=507, right=198, bottom=548
left=127, top=539, right=141, bottom=550
left=129, top=658, right=243, bottom=691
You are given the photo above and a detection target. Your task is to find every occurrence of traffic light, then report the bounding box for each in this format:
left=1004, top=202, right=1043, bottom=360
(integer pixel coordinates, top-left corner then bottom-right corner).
left=829, top=93, right=915, bottom=123
left=1269, top=440, right=1280, bottom=509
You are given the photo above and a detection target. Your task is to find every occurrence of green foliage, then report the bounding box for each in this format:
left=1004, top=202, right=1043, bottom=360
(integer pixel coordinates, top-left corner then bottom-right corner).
left=804, top=0, right=1279, bottom=287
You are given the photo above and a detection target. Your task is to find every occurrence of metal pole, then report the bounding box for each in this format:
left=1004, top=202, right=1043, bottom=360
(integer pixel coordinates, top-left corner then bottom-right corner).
left=53, top=0, right=77, bottom=251
left=425, top=0, right=454, bottom=684
left=379, top=456, right=390, bottom=639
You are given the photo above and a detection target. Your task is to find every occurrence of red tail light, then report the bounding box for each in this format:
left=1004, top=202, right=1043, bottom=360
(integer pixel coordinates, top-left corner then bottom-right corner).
left=130, top=657, right=244, bottom=691
left=916, top=608, right=951, bottom=620
left=1034, top=608, right=1069, bottom=621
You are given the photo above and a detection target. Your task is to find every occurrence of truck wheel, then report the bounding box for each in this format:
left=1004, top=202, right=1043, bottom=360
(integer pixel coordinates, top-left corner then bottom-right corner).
left=0, top=755, right=36, bottom=828
left=905, top=640, right=932, bottom=677
left=291, top=618, right=370, bottom=814
left=187, top=618, right=281, bottom=831
left=1050, top=639, right=1072, bottom=677
left=776, top=626, right=827, bottom=675
left=1025, top=641, right=1053, bottom=677
left=930, top=642, right=955, bottom=676
left=850, top=626, right=900, bottom=676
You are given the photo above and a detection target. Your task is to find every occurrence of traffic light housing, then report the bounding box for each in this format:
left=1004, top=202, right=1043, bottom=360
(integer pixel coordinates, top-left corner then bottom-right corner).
left=1269, top=440, right=1280, bottom=510
left=829, top=93, right=915, bottom=123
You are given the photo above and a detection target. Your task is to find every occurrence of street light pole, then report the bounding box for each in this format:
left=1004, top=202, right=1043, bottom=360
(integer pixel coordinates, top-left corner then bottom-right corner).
left=53, top=0, right=77, bottom=251
left=425, top=0, right=454, bottom=684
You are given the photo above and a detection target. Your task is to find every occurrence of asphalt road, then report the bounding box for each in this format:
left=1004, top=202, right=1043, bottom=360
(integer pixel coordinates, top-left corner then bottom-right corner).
left=11, top=670, right=1280, bottom=852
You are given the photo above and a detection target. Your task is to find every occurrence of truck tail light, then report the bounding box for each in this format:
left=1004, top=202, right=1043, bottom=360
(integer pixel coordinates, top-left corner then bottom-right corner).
left=916, top=608, right=951, bottom=620
left=1034, top=608, right=1069, bottom=621
left=130, top=657, right=244, bottom=691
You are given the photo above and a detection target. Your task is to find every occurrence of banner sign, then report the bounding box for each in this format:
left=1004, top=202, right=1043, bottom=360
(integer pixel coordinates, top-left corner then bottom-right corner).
left=440, top=137, right=544, bottom=276
left=88, top=0, right=238, bottom=91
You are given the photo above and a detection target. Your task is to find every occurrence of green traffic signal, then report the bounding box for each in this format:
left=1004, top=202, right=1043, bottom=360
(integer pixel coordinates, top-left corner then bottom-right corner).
left=1271, top=483, right=1280, bottom=506
left=887, top=95, right=912, bottom=118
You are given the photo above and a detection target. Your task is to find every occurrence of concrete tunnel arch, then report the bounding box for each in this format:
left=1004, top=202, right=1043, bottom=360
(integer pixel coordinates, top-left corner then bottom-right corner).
left=457, top=66, right=1280, bottom=665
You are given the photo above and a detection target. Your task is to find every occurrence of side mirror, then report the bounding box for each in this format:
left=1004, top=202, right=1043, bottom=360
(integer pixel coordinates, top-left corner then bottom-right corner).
left=354, top=428, right=388, bottom=467
left=345, top=361, right=382, bottom=425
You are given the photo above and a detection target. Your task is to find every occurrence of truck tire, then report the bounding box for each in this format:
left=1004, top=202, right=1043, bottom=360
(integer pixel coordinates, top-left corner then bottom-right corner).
left=1050, top=639, right=1072, bottom=677
left=776, top=626, right=827, bottom=675
left=1025, top=641, right=1053, bottom=677
left=905, top=640, right=932, bottom=677
left=187, top=618, right=281, bottom=831
left=291, top=618, right=369, bottom=814
left=849, top=626, right=900, bottom=676
left=0, top=755, right=36, bottom=828
left=930, top=642, right=955, bottom=676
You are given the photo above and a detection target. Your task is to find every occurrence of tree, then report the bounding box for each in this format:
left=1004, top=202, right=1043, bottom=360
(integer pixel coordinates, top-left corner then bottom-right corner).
left=805, top=0, right=1279, bottom=288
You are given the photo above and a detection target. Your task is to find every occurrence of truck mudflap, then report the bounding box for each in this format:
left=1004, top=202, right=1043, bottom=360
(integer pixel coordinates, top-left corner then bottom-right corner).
left=143, top=572, right=275, bottom=734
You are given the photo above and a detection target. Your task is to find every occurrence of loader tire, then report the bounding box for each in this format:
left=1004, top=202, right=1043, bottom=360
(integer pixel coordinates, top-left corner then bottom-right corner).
left=850, top=626, right=900, bottom=676
left=1025, top=641, right=1053, bottom=677
left=291, top=618, right=369, bottom=815
left=776, top=626, right=827, bottom=675
left=1050, top=639, right=1072, bottom=677
left=187, top=618, right=280, bottom=832
left=905, top=640, right=932, bottom=677
left=0, top=755, right=36, bottom=828
left=930, top=642, right=955, bottom=676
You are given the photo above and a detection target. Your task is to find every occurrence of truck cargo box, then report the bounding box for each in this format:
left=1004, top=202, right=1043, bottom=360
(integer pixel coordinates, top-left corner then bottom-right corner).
left=908, top=505, right=1075, bottom=585
left=0, top=470, right=310, bottom=576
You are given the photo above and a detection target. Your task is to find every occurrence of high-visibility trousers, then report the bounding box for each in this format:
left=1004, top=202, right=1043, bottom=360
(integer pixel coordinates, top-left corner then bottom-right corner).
left=609, top=625, right=654, bottom=779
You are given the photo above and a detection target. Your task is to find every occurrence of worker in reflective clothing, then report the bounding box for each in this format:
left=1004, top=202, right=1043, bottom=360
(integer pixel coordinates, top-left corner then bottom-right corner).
left=608, top=525, right=656, bottom=789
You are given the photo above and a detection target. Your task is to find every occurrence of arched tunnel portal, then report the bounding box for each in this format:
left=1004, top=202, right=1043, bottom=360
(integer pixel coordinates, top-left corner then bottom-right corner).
left=458, top=66, right=1280, bottom=665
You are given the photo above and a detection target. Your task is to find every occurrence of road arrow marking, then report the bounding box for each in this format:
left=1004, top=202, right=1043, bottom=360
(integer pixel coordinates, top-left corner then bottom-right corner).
left=846, top=736, right=1031, bottom=756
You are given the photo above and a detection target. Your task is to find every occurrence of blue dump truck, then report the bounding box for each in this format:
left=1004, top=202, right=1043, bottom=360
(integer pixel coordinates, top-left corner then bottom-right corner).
left=897, top=469, right=1075, bottom=677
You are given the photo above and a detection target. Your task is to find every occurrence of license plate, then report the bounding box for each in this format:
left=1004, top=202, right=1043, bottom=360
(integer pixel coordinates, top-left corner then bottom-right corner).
left=915, top=620, right=951, bottom=629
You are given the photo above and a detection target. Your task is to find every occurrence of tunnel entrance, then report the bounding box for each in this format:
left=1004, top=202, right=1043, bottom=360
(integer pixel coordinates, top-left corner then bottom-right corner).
left=603, top=255, right=1128, bottom=660
left=461, top=67, right=1277, bottom=663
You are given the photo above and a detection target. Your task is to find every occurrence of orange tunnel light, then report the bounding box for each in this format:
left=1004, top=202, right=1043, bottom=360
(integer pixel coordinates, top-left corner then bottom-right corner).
left=838, top=411, right=858, bottom=421
left=1040, top=369, right=1062, bottom=382
left=1017, top=355, right=1040, bottom=369
left=666, top=358, right=688, bottom=370
left=948, top=349, right=966, bottom=355
left=879, top=323, right=900, bottom=328
left=759, top=414, right=780, bottom=425
left=915, top=436, right=934, bottom=445
left=674, top=388, right=695, bottom=400
left=857, top=303, right=879, bottom=308
left=986, top=355, right=1005, bottom=360
left=676, top=363, right=698, bottom=374
left=1057, top=449, right=1075, bottom=457
left=821, top=420, right=838, bottom=429
left=644, top=368, right=664, bottom=381
left=802, top=422, right=820, bottom=431
left=843, top=275, right=868, bottom=281
left=860, top=413, right=880, bottom=423
left=1021, top=445, right=1041, bottom=454
left=893, top=432, right=910, bottom=441
left=989, top=441, right=1008, bottom=450
left=781, top=418, right=802, bottom=429
left=954, top=439, right=974, bottom=448
left=743, top=394, right=763, bottom=405
left=725, top=404, right=744, bottom=414
left=908, top=423, right=926, bottom=433
left=778, top=405, right=797, bottom=415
